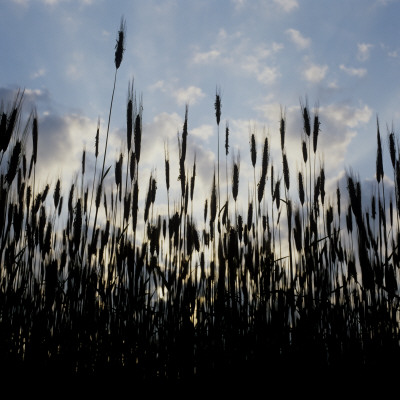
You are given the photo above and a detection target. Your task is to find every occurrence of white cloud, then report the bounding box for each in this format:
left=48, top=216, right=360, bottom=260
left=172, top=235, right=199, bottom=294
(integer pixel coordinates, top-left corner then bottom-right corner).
left=149, top=80, right=166, bottom=91
left=340, top=64, right=367, bottom=77
left=303, top=64, right=328, bottom=83
left=285, top=29, right=311, bottom=50
left=192, top=50, right=221, bottom=64
left=191, top=125, right=214, bottom=142
left=252, top=43, right=284, bottom=60
left=142, top=112, right=183, bottom=164
left=273, top=0, right=299, bottom=12
left=241, top=57, right=280, bottom=85
left=316, top=103, right=373, bottom=176
left=31, top=68, right=46, bottom=79
left=321, top=103, right=372, bottom=128
left=254, top=100, right=285, bottom=135
left=257, top=66, right=280, bottom=85
left=149, top=80, right=205, bottom=106
left=173, top=86, right=205, bottom=106
left=33, top=112, right=98, bottom=188
left=191, top=29, right=282, bottom=86
left=272, top=42, right=285, bottom=52
left=24, top=88, right=45, bottom=98
left=357, top=43, right=373, bottom=61
left=194, top=30, right=283, bottom=85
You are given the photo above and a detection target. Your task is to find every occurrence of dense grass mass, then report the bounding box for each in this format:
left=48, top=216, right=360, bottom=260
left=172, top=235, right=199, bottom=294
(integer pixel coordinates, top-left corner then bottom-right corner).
left=1, top=21, right=400, bottom=387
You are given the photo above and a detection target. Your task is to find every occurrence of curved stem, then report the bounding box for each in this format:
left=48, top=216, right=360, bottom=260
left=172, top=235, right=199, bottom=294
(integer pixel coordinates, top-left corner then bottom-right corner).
left=91, top=68, right=118, bottom=250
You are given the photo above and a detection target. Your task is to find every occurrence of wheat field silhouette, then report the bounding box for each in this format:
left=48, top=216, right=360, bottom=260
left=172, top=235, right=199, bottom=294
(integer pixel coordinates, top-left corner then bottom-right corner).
left=0, top=18, right=399, bottom=393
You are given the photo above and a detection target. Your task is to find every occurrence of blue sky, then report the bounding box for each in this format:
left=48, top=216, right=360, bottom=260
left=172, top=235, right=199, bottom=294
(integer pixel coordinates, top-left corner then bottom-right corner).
left=1, top=0, right=400, bottom=224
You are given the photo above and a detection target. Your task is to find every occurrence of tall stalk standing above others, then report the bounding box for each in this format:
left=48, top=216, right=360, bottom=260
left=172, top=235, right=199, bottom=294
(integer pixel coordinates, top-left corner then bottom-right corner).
left=215, top=87, right=221, bottom=213
left=91, top=17, right=125, bottom=249
left=102, top=17, right=126, bottom=181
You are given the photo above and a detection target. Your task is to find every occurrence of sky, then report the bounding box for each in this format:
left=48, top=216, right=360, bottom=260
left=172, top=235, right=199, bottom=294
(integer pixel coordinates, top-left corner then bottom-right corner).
left=2, top=0, right=400, bottom=227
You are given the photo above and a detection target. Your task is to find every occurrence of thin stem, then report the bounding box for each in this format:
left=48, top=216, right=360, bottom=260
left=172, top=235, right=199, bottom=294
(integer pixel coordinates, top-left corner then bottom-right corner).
left=91, top=68, right=118, bottom=248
